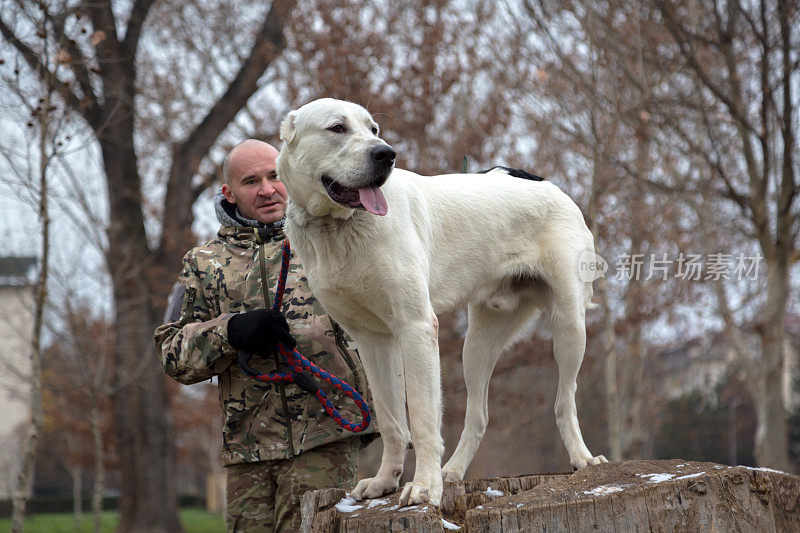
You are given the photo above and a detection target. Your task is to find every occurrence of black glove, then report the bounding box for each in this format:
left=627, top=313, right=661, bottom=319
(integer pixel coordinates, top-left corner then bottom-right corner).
left=227, top=309, right=297, bottom=353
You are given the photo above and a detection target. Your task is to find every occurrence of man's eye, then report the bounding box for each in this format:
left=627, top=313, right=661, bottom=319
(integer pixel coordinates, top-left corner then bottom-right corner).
left=328, top=124, right=346, bottom=133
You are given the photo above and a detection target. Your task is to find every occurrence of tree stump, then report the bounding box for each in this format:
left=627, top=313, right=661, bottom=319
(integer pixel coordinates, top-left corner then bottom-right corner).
left=301, top=460, right=800, bottom=532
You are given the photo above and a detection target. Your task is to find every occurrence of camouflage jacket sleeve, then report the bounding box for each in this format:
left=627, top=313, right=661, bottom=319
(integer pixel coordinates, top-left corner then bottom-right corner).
left=154, top=251, right=237, bottom=384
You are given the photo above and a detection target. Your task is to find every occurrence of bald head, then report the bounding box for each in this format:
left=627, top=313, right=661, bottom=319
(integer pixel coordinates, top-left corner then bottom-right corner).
left=223, top=139, right=280, bottom=185
left=221, top=139, right=287, bottom=224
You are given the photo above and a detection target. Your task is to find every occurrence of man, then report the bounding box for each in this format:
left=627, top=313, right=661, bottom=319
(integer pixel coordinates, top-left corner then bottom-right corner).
left=155, top=139, right=375, bottom=532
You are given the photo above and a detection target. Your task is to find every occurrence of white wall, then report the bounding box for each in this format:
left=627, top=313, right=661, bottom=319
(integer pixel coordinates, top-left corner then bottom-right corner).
left=0, top=284, right=33, bottom=499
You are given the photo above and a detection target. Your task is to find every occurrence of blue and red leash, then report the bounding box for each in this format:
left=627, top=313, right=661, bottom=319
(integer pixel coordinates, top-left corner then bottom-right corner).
left=237, top=239, right=371, bottom=433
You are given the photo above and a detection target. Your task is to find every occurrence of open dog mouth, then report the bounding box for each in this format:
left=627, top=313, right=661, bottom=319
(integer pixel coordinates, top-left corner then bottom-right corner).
left=321, top=175, right=388, bottom=216
left=322, top=175, right=361, bottom=208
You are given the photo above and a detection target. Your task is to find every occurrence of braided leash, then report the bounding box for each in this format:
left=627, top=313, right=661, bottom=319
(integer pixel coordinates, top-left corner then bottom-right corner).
left=238, top=239, right=371, bottom=433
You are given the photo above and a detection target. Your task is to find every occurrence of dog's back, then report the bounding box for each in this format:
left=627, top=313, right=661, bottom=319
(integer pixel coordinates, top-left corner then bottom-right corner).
left=378, top=168, right=594, bottom=313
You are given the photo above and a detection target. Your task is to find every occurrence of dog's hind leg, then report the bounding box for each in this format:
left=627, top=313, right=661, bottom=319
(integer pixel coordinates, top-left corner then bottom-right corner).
left=349, top=334, right=412, bottom=501
left=549, top=290, right=608, bottom=470
left=442, top=301, right=540, bottom=482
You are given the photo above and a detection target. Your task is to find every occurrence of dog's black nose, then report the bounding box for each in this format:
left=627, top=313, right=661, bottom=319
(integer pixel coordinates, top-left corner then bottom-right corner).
left=370, top=145, right=396, bottom=166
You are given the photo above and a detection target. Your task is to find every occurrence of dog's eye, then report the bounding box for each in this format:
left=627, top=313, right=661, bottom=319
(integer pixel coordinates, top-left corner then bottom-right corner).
left=328, top=124, right=346, bottom=133
left=371, top=126, right=378, bottom=135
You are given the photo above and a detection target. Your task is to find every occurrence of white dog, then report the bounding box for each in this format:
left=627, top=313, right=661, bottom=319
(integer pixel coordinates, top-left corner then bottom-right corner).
left=276, top=98, right=606, bottom=507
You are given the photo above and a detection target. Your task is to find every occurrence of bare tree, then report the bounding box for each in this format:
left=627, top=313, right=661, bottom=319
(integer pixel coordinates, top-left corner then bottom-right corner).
left=1, top=1, right=296, bottom=529
left=646, top=0, right=798, bottom=470
left=11, top=95, right=48, bottom=531
left=43, top=296, right=117, bottom=533
left=508, top=0, right=686, bottom=460
left=512, top=0, right=798, bottom=470
left=10, top=82, right=48, bottom=533
left=0, top=7, right=63, bottom=528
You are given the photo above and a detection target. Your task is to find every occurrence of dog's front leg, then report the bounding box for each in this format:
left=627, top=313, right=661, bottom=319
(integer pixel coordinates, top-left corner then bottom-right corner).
left=349, top=334, right=411, bottom=501
left=396, top=317, right=444, bottom=507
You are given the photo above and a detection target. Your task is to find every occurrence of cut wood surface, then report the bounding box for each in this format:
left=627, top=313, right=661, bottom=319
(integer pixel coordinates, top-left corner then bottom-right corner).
left=301, top=459, right=800, bottom=532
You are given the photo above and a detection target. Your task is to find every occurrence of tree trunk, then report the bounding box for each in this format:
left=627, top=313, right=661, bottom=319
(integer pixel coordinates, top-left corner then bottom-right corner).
left=727, top=398, right=739, bottom=466
left=71, top=466, right=82, bottom=528
left=621, top=132, right=647, bottom=459
left=91, top=399, right=104, bottom=533
left=11, top=76, right=51, bottom=533
left=91, top=3, right=295, bottom=527
left=754, top=257, right=791, bottom=471
left=100, top=133, right=183, bottom=533
left=302, top=461, right=800, bottom=532
left=586, top=155, right=622, bottom=462
left=109, top=294, right=182, bottom=533
left=599, top=275, right=622, bottom=461
left=754, top=0, right=798, bottom=474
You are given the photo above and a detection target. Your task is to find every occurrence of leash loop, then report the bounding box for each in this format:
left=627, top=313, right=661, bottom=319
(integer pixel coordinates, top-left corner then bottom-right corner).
left=238, top=239, right=371, bottom=433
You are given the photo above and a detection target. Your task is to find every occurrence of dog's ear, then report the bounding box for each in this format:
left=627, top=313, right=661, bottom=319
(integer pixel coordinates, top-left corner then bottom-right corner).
left=279, top=111, right=297, bottom=144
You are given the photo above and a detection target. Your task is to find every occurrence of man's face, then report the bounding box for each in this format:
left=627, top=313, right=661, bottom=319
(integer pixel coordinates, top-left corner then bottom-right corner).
left=222, top=142, right=287, bottom=224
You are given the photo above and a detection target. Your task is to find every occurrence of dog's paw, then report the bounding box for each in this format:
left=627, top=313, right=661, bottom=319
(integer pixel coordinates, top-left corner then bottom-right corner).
left=351, top=476, right=400, bottom=500
left=571, top=454, right=609, bottom=470
left=398, top=479, right=443, bottom=507
left=441, top=457, right=466, bottom=482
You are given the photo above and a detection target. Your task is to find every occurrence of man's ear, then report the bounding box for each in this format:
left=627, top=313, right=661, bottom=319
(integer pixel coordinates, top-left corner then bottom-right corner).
left=279, top=111, right=297, bottom=144
left=221, top=183, right=236, bottom=204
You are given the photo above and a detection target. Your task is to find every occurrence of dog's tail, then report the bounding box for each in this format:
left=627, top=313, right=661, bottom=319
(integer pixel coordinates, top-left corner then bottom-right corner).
left=478, top=165, right=545, bottom=182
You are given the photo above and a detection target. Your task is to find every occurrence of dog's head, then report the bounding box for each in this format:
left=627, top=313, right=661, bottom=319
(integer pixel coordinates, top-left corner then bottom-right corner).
left=277, top=98, right=395, bottom=218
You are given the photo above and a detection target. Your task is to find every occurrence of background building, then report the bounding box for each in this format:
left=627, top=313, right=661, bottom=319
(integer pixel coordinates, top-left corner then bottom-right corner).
left=0, top=257, right=36, bottom=499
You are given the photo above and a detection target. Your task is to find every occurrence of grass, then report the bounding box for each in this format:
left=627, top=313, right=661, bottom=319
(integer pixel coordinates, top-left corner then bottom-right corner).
left=0, top=508, right=225, bottom=532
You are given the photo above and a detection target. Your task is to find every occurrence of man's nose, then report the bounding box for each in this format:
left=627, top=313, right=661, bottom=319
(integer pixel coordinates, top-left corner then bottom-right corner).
left=257, top=178, right=276, bottom=196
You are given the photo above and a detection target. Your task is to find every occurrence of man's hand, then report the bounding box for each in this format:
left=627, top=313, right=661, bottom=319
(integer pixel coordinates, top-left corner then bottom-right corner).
left=227, top=309, right=297, bottom=353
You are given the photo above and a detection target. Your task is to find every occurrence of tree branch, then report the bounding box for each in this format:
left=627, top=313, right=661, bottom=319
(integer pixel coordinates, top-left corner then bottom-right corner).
left=776, top=0, right=797, bottom=254
left=47, top=6, right=103, bottom=127
left=654, top=0, right=755, bottom=133
left=734, top=0, right=767, bottom=45
left=82, top=0, right=125, bottom=103
left=669, top=105, right=751, bottom=213
left=158, top=0, right=296, bottom=262
left=711, top=0, right=768, bottom=212
left=0, top=16, right=98, bottom=127
left=175, top=0, right=295, bottom=163
left=121, top=0, right=154, bottom=58
left=756, top=0, right=772, bottom=201
left=82, top=0, right=119, bottom=45
left=685, top=192, right=759, bottom=381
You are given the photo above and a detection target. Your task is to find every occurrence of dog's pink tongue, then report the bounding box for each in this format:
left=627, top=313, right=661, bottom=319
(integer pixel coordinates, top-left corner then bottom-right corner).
left=358, top=186, right=388, bottom=216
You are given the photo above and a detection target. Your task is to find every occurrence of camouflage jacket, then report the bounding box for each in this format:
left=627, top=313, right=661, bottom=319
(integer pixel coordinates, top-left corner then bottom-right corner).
left=154, top=225, right=376, bottom=466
